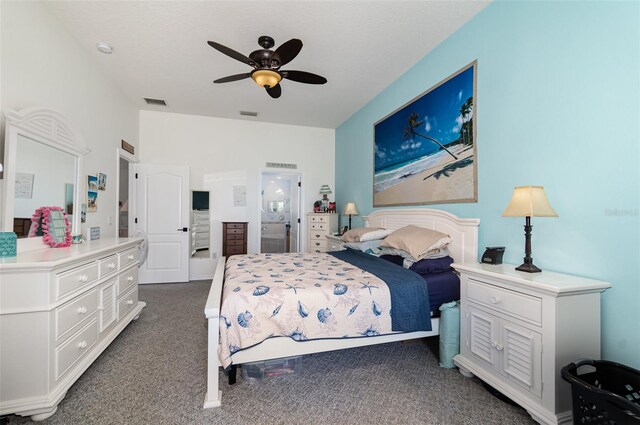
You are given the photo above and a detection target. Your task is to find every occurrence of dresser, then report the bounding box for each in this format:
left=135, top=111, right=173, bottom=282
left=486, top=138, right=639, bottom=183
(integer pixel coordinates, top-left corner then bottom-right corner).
left=222, top=222, right=248, bottom=257
left=191, top=210, right=210, bottom=254
left=306, top=213, right=339, bottom=253
left=0, top=238, right=145, bottom=421
left=452, top=263, right=611, bottom=425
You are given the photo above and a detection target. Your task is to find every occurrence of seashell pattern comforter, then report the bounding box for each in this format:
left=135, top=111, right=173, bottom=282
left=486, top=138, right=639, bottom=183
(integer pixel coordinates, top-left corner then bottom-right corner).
left=218, top=251, right=428, bottom=367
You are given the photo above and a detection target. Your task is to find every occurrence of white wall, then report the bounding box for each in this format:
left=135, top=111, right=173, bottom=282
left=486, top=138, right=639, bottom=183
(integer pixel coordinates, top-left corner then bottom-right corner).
left=139, top=111, right=335, bottom=257
left=0, top=1, right=139, bottom=239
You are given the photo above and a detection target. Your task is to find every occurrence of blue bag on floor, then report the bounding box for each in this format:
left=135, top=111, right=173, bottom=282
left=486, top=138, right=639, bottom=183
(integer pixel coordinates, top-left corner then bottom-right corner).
left=438, top=301, right=460, bottom=368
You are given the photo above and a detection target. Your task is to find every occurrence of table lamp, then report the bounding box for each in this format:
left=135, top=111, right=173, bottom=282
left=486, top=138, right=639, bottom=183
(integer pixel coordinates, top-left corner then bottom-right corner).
left=502, top=186, right=558, bottom=273
left=343, top=202, right=359, bottom=230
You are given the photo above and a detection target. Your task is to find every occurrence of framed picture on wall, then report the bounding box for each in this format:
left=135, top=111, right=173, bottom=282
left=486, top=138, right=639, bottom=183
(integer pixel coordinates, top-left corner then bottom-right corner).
left=373, top=61, right=478, bottom=207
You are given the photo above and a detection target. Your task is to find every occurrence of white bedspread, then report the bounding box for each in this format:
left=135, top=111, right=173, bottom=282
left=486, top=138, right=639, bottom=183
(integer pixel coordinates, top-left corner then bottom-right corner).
left=218, top=253, right=392, bottom=367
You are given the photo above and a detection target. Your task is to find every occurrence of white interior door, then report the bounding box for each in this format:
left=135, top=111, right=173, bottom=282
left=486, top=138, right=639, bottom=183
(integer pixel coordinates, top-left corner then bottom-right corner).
left=133, top=163, right=189, bottom=283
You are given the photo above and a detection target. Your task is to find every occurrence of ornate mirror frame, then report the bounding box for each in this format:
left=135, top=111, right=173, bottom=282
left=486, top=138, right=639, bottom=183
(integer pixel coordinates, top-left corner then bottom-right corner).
left=1, top=108, right=90, bottom=239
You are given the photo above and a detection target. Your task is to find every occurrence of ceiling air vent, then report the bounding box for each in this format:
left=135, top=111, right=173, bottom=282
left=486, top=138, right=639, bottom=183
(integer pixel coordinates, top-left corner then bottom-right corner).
left=239, top=111, right=258, bottom=117
left=144, top=98, right=167, bottom=106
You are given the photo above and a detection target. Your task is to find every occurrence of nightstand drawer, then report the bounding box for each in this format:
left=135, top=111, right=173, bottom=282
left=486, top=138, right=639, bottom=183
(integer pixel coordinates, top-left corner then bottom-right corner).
left=467, top=278, right=542, bottom=324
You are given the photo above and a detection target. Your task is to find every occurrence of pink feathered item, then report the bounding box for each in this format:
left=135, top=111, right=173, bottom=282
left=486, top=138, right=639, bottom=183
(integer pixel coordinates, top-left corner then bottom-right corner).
left=28, top=206, right=72, bottom=247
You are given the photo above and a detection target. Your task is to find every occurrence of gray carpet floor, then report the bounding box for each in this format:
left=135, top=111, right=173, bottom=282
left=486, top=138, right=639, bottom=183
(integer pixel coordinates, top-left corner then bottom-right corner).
left=7, top=281, right=536, bottom=424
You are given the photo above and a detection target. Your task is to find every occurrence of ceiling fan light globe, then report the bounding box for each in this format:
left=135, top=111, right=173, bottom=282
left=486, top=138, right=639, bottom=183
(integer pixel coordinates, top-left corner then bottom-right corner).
left=251, top=69, right=282, bottom=88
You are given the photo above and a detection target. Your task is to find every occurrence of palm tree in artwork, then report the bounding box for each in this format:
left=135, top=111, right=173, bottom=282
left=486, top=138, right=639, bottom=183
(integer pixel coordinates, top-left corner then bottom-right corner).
left=459, top=97, right=473, bottom=146
left=403, top=112, right=458, bottom=160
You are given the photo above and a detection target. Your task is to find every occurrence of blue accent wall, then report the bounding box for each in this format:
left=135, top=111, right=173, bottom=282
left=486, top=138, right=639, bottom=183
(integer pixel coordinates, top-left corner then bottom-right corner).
left=336, top=1, right=640, bottom=367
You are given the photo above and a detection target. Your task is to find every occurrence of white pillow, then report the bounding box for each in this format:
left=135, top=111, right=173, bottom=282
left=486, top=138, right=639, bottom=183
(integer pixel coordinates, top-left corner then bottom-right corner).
left=344, top=239, right=384, bottom=252
left=359, top=228, right=392, bottom=242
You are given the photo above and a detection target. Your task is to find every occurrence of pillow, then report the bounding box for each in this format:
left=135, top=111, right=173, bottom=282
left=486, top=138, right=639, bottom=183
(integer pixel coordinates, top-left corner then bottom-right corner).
left=380, top=225, right=452, bottom=260
left=341, top=227, right=391, bottom=242
left=343, top=239, right=383, bottom=252
left=409, top=256, right=454, bottom=274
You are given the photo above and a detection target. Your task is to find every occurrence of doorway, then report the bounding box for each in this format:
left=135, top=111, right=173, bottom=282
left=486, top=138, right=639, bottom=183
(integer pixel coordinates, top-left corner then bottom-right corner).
left=260, top=171, right=302, bottom=253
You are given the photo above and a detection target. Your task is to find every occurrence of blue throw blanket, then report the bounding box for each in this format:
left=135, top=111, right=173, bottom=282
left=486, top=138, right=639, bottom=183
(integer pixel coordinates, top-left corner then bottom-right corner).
left=329, top=249, right=432, bottom=332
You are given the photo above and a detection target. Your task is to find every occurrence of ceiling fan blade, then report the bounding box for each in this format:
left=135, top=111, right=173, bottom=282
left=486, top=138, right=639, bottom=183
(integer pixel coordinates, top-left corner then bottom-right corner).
left=207, top=41, right=253, bottom=66
left=272, top=39, right=302, bottom=67
left=266, top=84, right=282, bottom=99
left=281, top=70, right=327, bottom=85
left=213, top=73, right=251, bottom=84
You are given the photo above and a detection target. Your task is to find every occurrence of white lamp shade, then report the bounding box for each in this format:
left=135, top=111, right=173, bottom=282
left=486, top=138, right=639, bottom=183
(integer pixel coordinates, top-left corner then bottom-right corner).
left=319, top=185, right=332, bottom=195
left=502, top=186, right=558, bottom=217
left=343, top=202, right=358, bottom=216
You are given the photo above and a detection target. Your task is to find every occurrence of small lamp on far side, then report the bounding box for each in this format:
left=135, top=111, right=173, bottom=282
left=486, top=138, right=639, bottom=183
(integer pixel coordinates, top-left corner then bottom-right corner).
left=502, top=186, right=558, bottom=273
left=343, top=202, right=359, bottom=230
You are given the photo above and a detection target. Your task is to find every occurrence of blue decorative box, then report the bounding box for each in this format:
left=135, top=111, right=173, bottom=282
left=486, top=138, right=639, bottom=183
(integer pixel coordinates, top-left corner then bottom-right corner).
left=0, top=232, right=17, bottom=258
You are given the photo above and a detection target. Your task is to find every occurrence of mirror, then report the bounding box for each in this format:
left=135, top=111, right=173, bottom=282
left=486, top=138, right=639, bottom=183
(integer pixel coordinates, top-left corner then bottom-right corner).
left=12, top=135, right=77, bottom=238
left=1, top=108, right=90, bottom=239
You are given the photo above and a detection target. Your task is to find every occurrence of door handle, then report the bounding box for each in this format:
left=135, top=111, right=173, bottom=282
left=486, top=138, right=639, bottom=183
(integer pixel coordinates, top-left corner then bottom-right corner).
left=178, top=227, right=188, bottom=232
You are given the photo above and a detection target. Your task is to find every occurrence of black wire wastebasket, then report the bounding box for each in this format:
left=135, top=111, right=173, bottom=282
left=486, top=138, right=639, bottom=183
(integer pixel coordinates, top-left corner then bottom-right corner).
left=561, top=359, right=640, bottom=424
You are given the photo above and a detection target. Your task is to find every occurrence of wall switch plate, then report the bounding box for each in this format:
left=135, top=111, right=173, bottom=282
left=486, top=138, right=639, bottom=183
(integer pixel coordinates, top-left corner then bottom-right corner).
left=212, top=252, right=217, bottom=259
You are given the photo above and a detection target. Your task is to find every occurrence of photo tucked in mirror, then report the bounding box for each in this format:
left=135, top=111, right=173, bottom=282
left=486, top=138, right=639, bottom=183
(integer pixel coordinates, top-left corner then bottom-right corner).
left=13, top=135, right=77, bottom=238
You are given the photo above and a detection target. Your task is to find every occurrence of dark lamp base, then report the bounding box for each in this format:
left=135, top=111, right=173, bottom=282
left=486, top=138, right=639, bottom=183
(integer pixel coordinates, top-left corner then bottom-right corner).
left=516, top=263, right=542, bottom=273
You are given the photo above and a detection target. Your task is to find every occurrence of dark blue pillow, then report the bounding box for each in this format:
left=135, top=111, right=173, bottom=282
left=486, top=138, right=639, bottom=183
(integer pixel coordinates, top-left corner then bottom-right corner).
left=380, top=255, right=404, bottom=267
left=409, top=256, right=454, bottom=274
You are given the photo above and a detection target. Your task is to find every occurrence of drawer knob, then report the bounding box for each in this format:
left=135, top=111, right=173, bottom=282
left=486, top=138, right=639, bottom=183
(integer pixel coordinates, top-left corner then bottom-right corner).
left=315, top=242, right=320, bottom=246
left=127, top=299, right=134, bottom=305
left=78, top=340, right=88, bottom=349
left=108, top=263, right=116, bottom=269
left=490, top=296, right=500, bottom=304
left=315, top=234, right=321, bottom=238
left=78, top=306, right=88, bottom=314
left=78, top=274, right=88, bottom=282
left=127, top=254, right=134, bottom=260
left=127, top=276, right=134, bottom=282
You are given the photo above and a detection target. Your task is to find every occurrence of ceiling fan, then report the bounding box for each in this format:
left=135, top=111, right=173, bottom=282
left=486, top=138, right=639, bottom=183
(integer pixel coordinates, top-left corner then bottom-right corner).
left=207, top=36, right=327, bottom=99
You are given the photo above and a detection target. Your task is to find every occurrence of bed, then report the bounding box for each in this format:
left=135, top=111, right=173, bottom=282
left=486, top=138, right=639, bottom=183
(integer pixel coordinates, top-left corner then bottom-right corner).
left=203, top=208, right=479, bottom=408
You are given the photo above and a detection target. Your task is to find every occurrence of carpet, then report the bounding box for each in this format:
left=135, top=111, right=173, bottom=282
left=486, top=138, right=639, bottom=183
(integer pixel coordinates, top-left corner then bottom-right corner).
left=6, top=280, right=535, bottom=424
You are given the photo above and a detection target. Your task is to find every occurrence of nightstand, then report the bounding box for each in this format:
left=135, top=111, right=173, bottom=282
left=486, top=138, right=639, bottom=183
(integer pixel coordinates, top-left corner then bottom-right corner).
left=452, top=262, right=611, bottom=425
left=325, top=234, right=345, bottom=251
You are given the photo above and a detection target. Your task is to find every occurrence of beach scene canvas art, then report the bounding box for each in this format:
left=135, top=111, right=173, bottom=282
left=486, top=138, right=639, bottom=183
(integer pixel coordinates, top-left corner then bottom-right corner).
left=374, top=62, right=477, bottom=206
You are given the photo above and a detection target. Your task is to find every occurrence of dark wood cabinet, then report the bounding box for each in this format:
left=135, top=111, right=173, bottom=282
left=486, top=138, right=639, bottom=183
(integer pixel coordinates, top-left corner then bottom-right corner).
left=13, top=218, right=32, bottom=237
left=222, top=222, right=248, bottom=257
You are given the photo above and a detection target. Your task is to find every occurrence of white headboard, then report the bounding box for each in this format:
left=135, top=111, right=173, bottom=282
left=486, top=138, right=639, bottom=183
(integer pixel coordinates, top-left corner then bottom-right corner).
left=363, top=209, right=480, bottom=264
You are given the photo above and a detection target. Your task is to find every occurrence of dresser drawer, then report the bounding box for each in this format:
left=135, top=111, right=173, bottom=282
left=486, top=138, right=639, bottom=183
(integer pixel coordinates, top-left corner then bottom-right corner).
left=309, top=223, right=327, bottom=231
left=467, top=278, right=542, bottom=324
left=117, top=267, right=138, bottom=295
left=226, top=223, right=246, bottom=229
left=309, top=230, right=329, bottom=240
left=55, top=320, right=98, bottom=379
left=309, top=240, right=328, bottom=251
left=225, top=246, right=245, bottom=255
left=56, top=262, right=99, bottom=299
left=226, top=228, right=246, bottom=235
left=98, top=254, right=118, bottom=277
left=118, top=248, right=139, bottom=269
left=55, top=288, right=99, bottom=340
left=194, top=239, right=209, bottom=248
left=309, top=215, right=327, bottom=223
left=226, top=239, right=244, bottom=246
left=118, top=286, right=138, bottom=320
left=226, top=234, right=244, bottom=240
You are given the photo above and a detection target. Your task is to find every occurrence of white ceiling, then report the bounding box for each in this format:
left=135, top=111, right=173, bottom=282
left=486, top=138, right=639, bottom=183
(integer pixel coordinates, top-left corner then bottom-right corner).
left=46, top=1, right=489, bottom=129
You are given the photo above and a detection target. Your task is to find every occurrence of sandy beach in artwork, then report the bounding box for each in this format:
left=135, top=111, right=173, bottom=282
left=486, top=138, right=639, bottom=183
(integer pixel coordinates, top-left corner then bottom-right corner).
left=374, top=144, right=475, bottom=205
